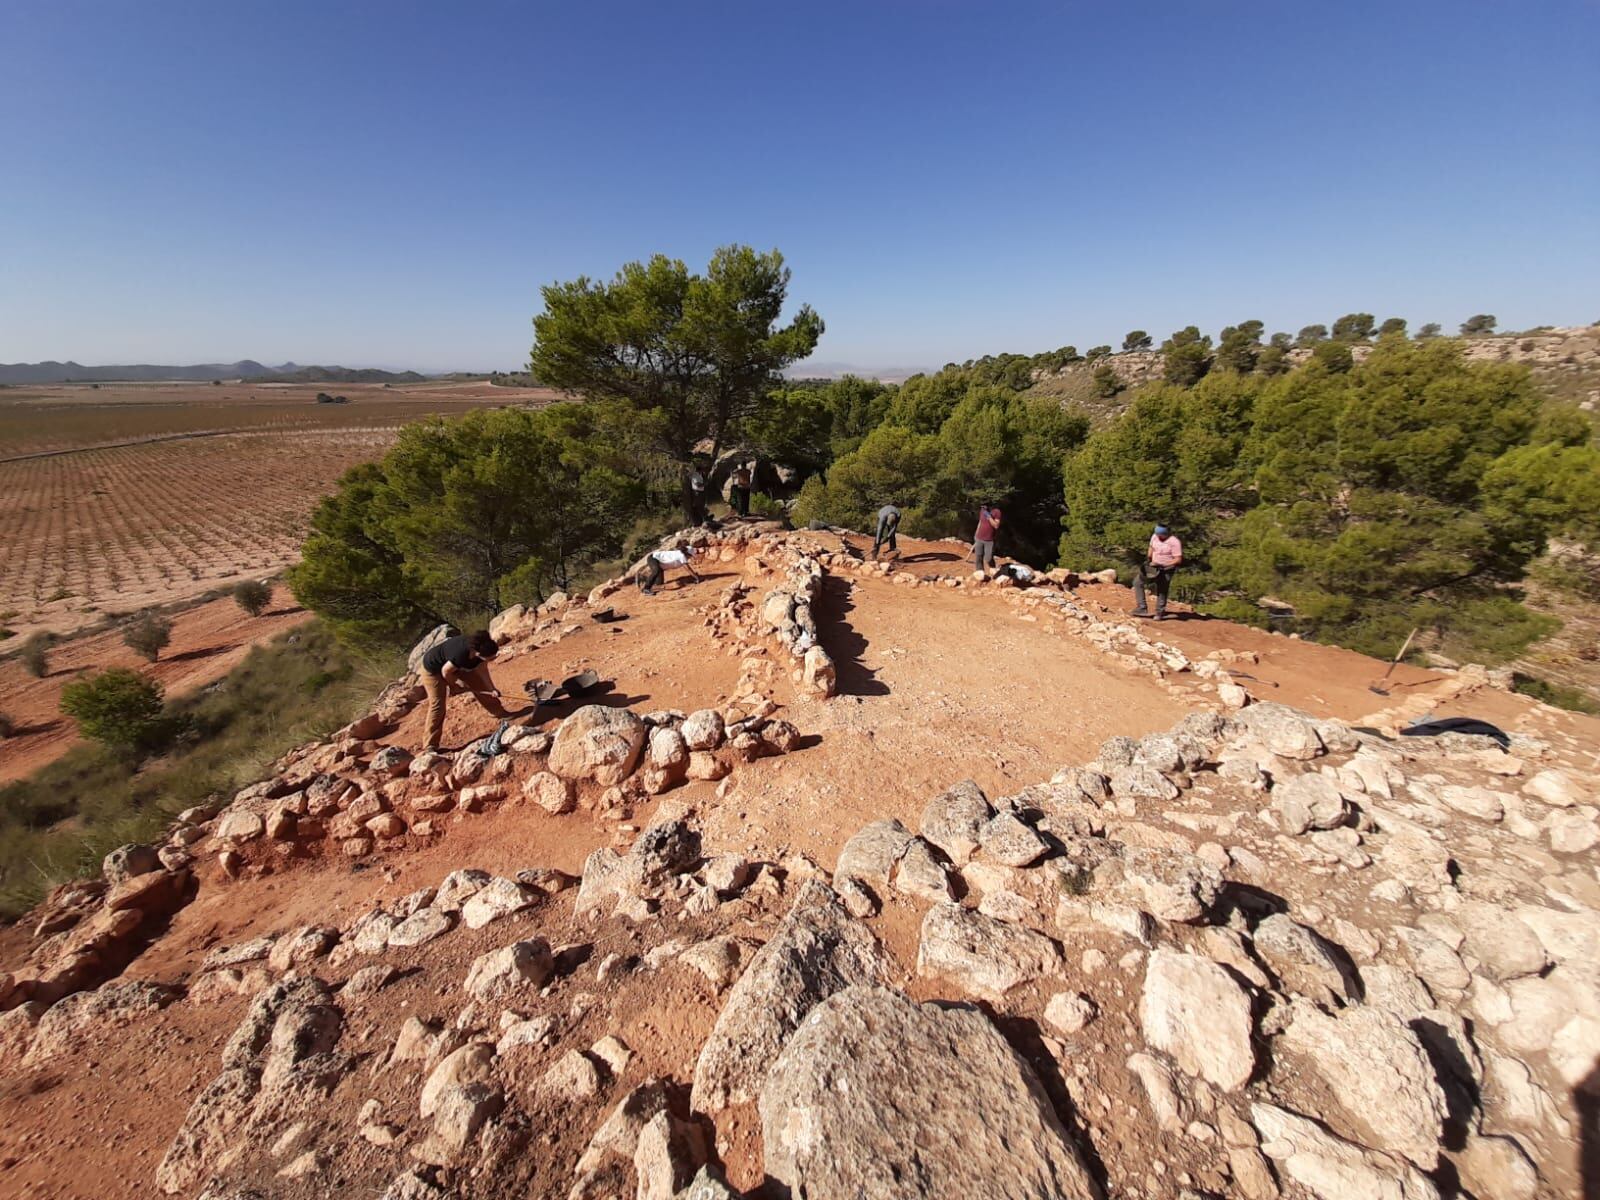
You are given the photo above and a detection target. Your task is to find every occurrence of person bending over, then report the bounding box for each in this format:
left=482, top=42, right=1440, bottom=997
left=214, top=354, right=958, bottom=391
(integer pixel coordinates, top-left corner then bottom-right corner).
left=872, top=503, right=902, bottom=560
left=1132, top=524, right=1184, bottom=620
left=420, top=630, right=517, bottom=752
left=638, top=545, right=702, bottom=595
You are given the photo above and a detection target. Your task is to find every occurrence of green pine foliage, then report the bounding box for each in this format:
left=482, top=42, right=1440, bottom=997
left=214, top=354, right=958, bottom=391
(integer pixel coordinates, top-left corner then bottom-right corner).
left=1060, top=338, right=1595, bottom=659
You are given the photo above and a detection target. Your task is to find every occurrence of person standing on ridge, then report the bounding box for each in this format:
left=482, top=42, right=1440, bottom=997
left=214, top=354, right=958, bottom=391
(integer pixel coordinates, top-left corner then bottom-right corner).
left=420, top=630, right=519, bottom=752
left=872, top=502, right=902, bottom=560
left=729, top=462, right=752, bottom=518
left=1132, top=524, right=1184, bottom=620
left=687, top=464, right=708, bottom=525
left=973, top=501, right=1002, bottom=578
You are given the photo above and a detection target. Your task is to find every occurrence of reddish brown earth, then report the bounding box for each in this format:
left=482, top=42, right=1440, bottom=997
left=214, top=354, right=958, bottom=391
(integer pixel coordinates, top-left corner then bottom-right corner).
left=0, top=381, right=562, bottom=641
left=0, top=584, right=311, bottom=784
left=1, top=531, right=1596, bottom=1200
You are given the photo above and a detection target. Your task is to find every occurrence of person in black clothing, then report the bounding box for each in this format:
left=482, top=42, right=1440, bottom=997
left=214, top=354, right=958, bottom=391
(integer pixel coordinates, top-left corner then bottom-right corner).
left=420, top=630, right=520, bottom=751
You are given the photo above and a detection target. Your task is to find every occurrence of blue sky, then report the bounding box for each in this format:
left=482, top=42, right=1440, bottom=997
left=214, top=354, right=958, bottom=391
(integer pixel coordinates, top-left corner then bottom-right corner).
left=2, top=1, right=1596, bottom=373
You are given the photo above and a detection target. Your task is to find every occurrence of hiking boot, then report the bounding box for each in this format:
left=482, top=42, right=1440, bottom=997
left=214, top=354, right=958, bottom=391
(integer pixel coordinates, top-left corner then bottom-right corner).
left=1131, top=608, right=1151, bottom=618
left=640, top=587, right=656, bottom=596
left=1154, top=612, right=1169, bottom=621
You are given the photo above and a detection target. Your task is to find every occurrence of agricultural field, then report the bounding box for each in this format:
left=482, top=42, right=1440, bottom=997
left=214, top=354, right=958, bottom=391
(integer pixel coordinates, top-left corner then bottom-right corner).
left=0, top=380, right=560, bottom=640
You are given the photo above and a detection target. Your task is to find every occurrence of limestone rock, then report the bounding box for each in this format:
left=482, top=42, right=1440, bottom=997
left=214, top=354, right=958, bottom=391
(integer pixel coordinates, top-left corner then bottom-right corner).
left=1140, top=949, right=1255, bottom=1090
left=420, top=1042, right=494, bottom=1118
left=216, top=810, right=265, bottom=842
left=681, top=709, right=725, bottom=751
left=1127, top=1050, right=1188, bottom=1132
left=916, top=902, right=1062, bottom=999
left=1279, top=1002, right=1445, bottom=1169
left=919, top=780, right=995, bottom=864
left=1252, top=913, right=1354, bottom=1004
left=1251, top=1102, right=1440, bottom=1200
left=1237, top=702, right=1325, bottom=760
left=549, top=705, right=646, bottom=786
left=523, top=771, right=575, bottom=814
left=978, top=811, right=1048, bottom=867
left=690, top=880, right=892, bottom=1112
left=1274, top=773, right=1346, bottom=834
left=461, top=877, right=538, bottom=929
left=836, top=818, right=914, bottom=884
left=759, top=985, right=1097, bottom=1200
left=388, top=908, right=454, bottom=949
left=434, top=868, right=491, bottom=912
left=463, top=940, right=554, bottom=1002
left=1043, top=991, right=1097, bottom=1035
left=102, top=843, right=160, bottom=884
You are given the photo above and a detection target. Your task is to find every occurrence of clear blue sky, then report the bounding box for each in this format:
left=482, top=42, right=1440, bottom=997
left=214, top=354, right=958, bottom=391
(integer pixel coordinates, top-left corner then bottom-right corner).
left=2, top=0, right=1596, bottom=373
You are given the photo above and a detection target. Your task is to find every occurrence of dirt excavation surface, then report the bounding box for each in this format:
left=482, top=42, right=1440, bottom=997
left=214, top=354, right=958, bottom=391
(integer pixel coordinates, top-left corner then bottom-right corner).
left=0, top=585, right=311, bottom=783
left=1, top=525, right=1598, bottom=1200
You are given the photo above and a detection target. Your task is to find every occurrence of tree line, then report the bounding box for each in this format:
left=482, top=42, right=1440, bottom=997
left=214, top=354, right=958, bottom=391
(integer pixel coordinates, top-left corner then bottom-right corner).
left=287, top=246, right=1594, bottom=668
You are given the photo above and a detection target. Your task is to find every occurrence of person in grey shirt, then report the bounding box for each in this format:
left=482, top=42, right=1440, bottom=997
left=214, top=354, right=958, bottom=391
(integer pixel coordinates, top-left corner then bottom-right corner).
left=872, top=504, right=901, bottom=560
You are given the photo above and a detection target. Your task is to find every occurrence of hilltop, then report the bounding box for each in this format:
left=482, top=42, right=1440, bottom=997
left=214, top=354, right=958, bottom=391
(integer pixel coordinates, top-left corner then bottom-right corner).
left=1, top=523, right=1595, bottom=1200
left=1025, top=324, right=1600, bottom=424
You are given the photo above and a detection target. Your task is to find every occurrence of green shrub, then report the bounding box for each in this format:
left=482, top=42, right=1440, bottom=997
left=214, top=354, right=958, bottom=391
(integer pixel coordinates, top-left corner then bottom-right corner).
left=1512, top=674, right=1599, bottom=714
left=20, top=631, right=52, bottom=677
left=59, top=668, right=168, bottom=750
left=233, top=579, right=273, bottom=617
left=122, top=611, right=174, bottom=662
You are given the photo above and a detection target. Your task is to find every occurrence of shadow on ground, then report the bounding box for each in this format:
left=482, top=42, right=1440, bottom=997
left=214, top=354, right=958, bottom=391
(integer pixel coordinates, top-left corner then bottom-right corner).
left=814, top=575, right=888, bottom=697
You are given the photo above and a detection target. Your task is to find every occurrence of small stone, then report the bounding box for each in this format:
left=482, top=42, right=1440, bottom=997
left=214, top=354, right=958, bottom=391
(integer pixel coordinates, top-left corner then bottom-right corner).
left=388, top=908, right=454, bottom=948
left=463, top=940, right=554, bottom=1001
left=1044, top=991, right=1096, bottom=1035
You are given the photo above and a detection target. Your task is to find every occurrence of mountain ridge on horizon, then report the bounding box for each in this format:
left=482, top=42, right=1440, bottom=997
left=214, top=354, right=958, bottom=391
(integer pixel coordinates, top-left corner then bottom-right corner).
left=0, top=359, right=440, bottom=385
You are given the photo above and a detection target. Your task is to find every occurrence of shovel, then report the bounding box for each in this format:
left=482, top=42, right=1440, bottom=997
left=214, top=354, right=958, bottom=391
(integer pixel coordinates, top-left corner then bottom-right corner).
left=1368, top=628, right=1419, bottom=696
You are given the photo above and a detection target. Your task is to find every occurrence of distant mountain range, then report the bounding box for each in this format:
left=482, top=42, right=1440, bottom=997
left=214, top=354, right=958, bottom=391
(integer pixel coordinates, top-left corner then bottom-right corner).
left=0, top=360, right=432, bottom=385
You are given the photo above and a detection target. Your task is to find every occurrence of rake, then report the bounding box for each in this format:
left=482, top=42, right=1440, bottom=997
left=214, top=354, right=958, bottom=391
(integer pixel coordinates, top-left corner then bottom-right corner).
left=1368, top=628, right=1419, bottom=696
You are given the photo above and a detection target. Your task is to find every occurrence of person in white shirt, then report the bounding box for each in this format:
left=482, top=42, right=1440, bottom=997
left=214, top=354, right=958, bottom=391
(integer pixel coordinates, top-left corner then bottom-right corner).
left=637, top=545, right=702, bottom=595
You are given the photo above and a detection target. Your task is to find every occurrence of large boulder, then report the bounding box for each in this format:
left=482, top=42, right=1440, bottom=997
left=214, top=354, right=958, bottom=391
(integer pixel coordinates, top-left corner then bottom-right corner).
left=1236, top=702, right=1325, bottom=760
left=549, top=706, right=647, bottom=786
left=1139, top=948, right=1255, bottom=1091
left=406, top=624, right=456, bottom=675
left=916, top=903, right=1062, bottom=999
left=760, top=986, right=1097, bottom=1199
left=919, top=780, right=995, bottom=865
left=1252, top=1103, right=1441, bottom=1200
left=1279, top=1002, right=1446, bottom=1169
left=690, top=881, right=892, bottom=1112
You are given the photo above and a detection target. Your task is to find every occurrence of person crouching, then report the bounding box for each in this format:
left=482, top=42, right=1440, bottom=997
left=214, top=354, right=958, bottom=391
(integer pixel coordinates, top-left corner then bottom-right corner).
left=637, top=544, right=702, bottom=595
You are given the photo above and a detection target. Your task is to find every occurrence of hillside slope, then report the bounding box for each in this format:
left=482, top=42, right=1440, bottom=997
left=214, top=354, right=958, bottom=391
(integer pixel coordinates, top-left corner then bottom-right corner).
left=1, top=525, right=1596, bottom=1200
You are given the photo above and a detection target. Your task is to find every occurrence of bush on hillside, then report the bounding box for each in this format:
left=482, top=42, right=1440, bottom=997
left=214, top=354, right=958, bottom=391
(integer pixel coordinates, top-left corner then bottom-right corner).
left=123, top=611, right=173, bottom=662
left=60, top=669, right=167, bottom=751
left=233, top=579, right=273, bottom=617
left=20, top=631, right=53, bottom=677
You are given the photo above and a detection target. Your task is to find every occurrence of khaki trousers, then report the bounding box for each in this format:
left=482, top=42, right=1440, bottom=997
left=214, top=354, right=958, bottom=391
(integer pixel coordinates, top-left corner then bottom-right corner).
left=421, top=665, right=509, bottom=750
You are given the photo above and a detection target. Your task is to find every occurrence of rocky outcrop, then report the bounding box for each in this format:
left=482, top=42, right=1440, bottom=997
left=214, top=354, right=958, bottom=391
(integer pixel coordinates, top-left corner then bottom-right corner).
left=760, top=986, right=1098, bottom=1199
left=691, top=879, right=892, bottom=1112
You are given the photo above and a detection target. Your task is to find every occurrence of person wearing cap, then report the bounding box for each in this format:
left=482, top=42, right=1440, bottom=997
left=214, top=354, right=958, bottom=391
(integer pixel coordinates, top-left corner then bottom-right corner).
left=972, top=502, right=1002, bottom=578
left=1132, top=524, right=1184, bottom=619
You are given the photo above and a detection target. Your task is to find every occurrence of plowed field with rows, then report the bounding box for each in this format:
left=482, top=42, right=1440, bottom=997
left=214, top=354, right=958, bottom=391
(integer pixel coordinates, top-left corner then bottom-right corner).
left=0, top=381, right=559, bottom=639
